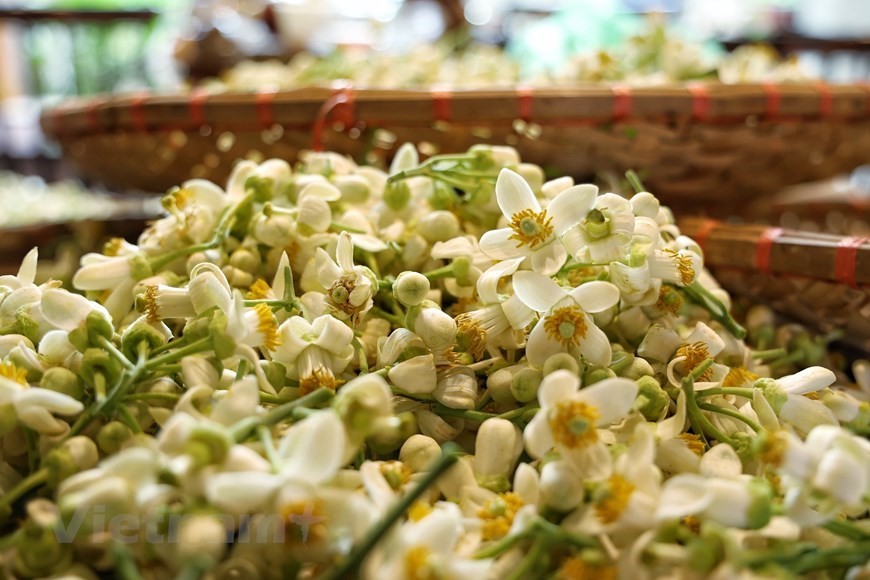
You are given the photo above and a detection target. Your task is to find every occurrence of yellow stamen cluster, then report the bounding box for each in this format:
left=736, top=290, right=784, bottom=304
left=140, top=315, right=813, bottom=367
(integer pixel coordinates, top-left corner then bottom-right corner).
left=477, top=492, right=524, bottom=541
left=253, top=303, right=282, bottom=351
left=455, top=313, right=487, bottom=359
left=299, top=368, right=341, bottom=395
left=508, top=208, right=553, bottom=249
left=680, top=515, right=702, bottom=535
left=544, top=306, right=588, bottom=348
left=550, top=400, right=601, bottom=449
left=405, top=546, right=436, bottom=580
left=380, top=461, right=412, bottom=491
left=246, top=279, right=273, bottom=300
left=408, top=501, right=433, bottom=523
left=0, top=362, right=28, bottom=385
left=143, top=284, right=160, bottom=323
left=759, top=432, right=786, bottom=467
left=676, top=341, right=713, bottom=381
left=102, top=237, right=126, bottom=257
left=566, top=267, right=598, bottom=287
left=558, top=556, right=618, bottom=580
left=327, top=276, right=359, bottom=318
left=804, top=390, right=823, bottom=401
left=665, top=249, right=695, bottom=286
left=677, top=433, right=705, bottom=456
left=595, top=475, right=635, bottom=524
left=281, top=500, right=327, bottom=545
left=655, top=285, right=683, bottom=316
left=724, top=366, right=760, bottom=387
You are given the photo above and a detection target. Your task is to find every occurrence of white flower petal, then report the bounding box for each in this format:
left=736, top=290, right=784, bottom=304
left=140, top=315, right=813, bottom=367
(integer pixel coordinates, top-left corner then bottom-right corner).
left=496, top=168, right=540, bottom=217
left=656, top=473, right=712, bottom=522
left=777, top=366, right=836, bottom=395
left=477, top=257, right=525, bottom=305
left=530, top=241, right=567, bottom=276
left=390, top=142, right=419, bottom=174
left=205, top=471, right=280, bottom=514
left=18, top=248, right=38, bottom=286
left=523, top=412, right=555, bottom=459
left=577, top=322, right=612, bottom=368
left=336, top=232, right=355, bottom=273
left=512, top=271, right=566, bottom=312
left=538, top=369, right=580, bottom=409
left=699, top=443, right=743, bottom=478
left=548, top=184, right=598, bottom=236
left=525, top=319, right=564, bottom=368
left=277, top=410, right=347, bottom=484
left=575, top=377, right=638, bottom=426
left=479, top=228, right=524, bottom=261
left=569, top=281, right=620, bottom=313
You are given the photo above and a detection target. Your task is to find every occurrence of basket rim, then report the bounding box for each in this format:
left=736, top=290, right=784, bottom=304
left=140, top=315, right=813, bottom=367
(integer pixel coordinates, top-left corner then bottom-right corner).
left=41, top=81, right=870, bottom=138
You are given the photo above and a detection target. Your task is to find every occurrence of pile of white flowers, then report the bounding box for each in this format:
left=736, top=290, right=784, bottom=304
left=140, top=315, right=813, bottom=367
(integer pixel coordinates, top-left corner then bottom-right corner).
left=0, top=143, right=867, bottom=579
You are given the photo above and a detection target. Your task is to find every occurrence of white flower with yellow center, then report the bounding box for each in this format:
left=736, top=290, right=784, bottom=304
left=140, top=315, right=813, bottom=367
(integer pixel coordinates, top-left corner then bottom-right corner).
left=312, top=232, right=378, bottom=325
left=270, top=313, right=354, bottom=394
left=479, top=169, right=598, bottom=275
left=524, top=370, right=638, bottom=472
left=463, top=257, right=535, bottom=350
left=0, top=361, right=83, bottom=435
left=513, top=272, right=620, bottom=367
left=138, top=179, right=229, bottom=254
left=666, top=322, right=729, bottom=388
left=563, top=192, right=636, bottom=264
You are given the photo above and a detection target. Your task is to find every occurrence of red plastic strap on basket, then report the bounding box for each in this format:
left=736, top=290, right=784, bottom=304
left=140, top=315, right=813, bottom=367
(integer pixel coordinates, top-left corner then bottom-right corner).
left=687, top=83, right=711, bottom=120
left=815, top=82, right=833, bottom=118
left=692, top=219, right=720, bottom=251
left=761, top=83, right=781, bottom=118
left=611, top=85, right=632, bottom=120
left=130, top=94, right=148, bottom=132
left=189, top=89, right=208, bottom=126
left=255, top=90, right=277, bottom=129
left=755, top=227, right=783, bottom=274
left=311, top=87, right=356, bottom=152
left=516, top=85, right=534, bottom=122
left=834, top=236, right=867, bottom=287
left=432, top=88, right=453, bottom=123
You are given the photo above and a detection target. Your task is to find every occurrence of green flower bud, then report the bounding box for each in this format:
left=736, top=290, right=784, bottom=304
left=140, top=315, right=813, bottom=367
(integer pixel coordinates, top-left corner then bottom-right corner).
left=260, top=360, right=286, bottom=392
left=333, top=174, right=371, bottom=203
left=97, top=421, right=133, bottom=454
left=429, top=181, right=456, bottom=210
left=11, top=309, right=40, bottom=345
left=633, top=376, right=668, bottom=421
left=511, top=368, right=543, bottom=403
left=487, top=367, right=519, bottom=404
left=399, top=434, right=441, bottom=472
left=16, top=500, right=71, bottom=578
left=209, top=311, right=235, bottom=360
left=686, top=533, right=725, bottom=575
left=0, top=403, right=18, bottom=436
left=185, top=423, right=233, bottom=468
left=393, top=271, right=430, bottom=307
left=39, top=367, right=83, bottom=401
left=755, top=378, right=787, bottom=414
left=183, top=317, right=212, bottom=341
left=845, top=401, right=870, bottom=436
left=608, top=350, right=635, bottom=374
left=621, top=357, right=655, bottom=380
left=229, top=248, right=261, bottom=273
left=585, top=366, right=616, bottom=386
left=245, top=175, right=274, bottom=202
left=121, top=316, right=170, bottom=360
left=418, top=211, right=461, bottom=243
left=44, top=437, right=99, bottom=488
left=85, top=311, right=114, bottom=347
left=384, top=180, right=412, bottom=212
left=452, top=256, right=473, bottom=286
left=80, top=348, right=123, bottom=386
left=746, top=478, right=773, bottom=530
left=222, top=265, right=253, bottom=289
left=543, top=353, right=581, bottom=376
left=367, top=413, right=417, bottom=455
left=128, top=253, right=153, bottom=281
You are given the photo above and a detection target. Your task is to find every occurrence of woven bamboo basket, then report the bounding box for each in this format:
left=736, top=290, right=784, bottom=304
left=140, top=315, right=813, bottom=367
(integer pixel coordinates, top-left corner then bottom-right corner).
left=678, top=217, right=870, bottom=351
left=41, top=83, right=870, bottom=206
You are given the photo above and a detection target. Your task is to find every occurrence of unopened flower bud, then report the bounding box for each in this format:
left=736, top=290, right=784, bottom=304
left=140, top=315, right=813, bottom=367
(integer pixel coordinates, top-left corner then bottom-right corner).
left=185, top=423, right=233, bottom=467
left=633, top=376, right=668, bottom=421
left=229, top=248, right=261, bottom=273
left=393, top=271, right=430, bottom=307
left=621, top=356, right=655, bottom=380
left=175, top=514, right=228, bottom=565
left=474, top=418, right=523, bottom=492
left=470, top=144, right=520, bottom=168
left=416, top=409, right=463, bottom=444
left=630, top=192, right=659, bottom=218
left=511, top=368, right=543, bottom=403
left=45, top=436, right=98, bottom=487
left=434, top=367, right=478, bottom=410
left=411, top=306, right=457, bottom=351
left=451, top=256, right=473, bottom=286
left=121, top=315, right=171, bottom=360
left=0, top=403, right=17, bottom=436
left=418, top=211, right=460, bottom=243
left=39, top=367, right=83, bottom=401
left=543, top=353, right=581, bottom=376
left=540, top=460, right=584, bottom=512
left=221, top=265, right=253, bottom=288
left=400, top=434, right=442, bottom=472
left=487, top=366, right=521, bottom=404
left=96, top=421, right=133, bottom=454
left=333, top=174, right=371, bottom=203
left=638, top=324, right=681, bottom=362
left=367, top=413, right=418, bottom=455
left=334, top=374, right=392, bottom=444
left=755, top=378, right=788, bottom=413
left=80, top=348, right=123, bottom=385
left=384, top=180, right=412, bottom=212
left=585, top=366, right=616, bottom=385
left=516, top=163, right=544, bottom=192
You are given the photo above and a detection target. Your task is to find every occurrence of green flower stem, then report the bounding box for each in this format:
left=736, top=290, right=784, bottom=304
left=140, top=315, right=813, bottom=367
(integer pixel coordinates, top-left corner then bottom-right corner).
left=235, top=358, right=249, bottom=379
left=386, top=154, right=476, bottom=183
left=144, top=337, right=213, bottom=371
left=559, top=261, right=598, bottom=274
left=229, top=387, right=334, bottom=442
left=696, top=387, right=756, bottom=399
left=0, top=468, right=48, bottom=514
left=508, top=537, right=546, bottom=580
left=433, top=404, right=498, bottom=423
left=149, top=335, right=187, bottom=356
left=24, top=427, right=39, bottom=473
left=682, top=360, right=736, bottom=447
left=320, top=443, right=462, bottom=580
left=376, top=279, right=394, bottom=291
left=96, top=336, right=136, bottom=372
left=370, top=307, right=404, bottom=327
left=258, top=393, right=296, bottom=405
left=242, top=298, right=298, bottom=313
left=498, top=403, right=539, bottom=421
left=822, top=518, right=870, bottom=541
left=682, top=282, right=746, bottom=340
left=124, top=392, right=181, bottom=403
left=111, top=543, right=144, bottom=580
left=116, top=406, right=143, bottom=434
left=698, top=403, right=763, bottom=433
left=790, top=543, right=870, bottom=575
left=626, top=169, right=646, bottom=194
left=751, top=348, right=788, bottom=362
left=473, top=517, right=598, bottom=560
left=353, top=338, right=369, bottom=374
left=474, top=530, right=526, bottom=559
left=422, top=263, right=456, bottom=281
left=258, top=425, right=280, bottom=472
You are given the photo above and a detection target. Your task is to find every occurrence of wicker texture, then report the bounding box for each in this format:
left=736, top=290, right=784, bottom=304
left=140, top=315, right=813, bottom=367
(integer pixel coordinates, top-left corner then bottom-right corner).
left=679, top=217, right=870, bottom=350
left=42, top=83, right=870, bottom=201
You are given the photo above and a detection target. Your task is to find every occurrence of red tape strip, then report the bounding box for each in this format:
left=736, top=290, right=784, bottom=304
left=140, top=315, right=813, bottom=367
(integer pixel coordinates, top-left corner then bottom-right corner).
left=311, top=87, right=356, bottom=152
left=761, top=83, right=781, bottom=118
left=755, top=227, right=783, bottom=274
left=692, top=219, right=720, bottom=252
left=432, top=89, right=452, bottom=123
left=255, top=90, right=276, bottom=129
left=834, top=236, right=866, bottom=287
left=516, top=86, right=534, bottom=122
left=815, top=82, right=833, bottom=118
left=189, top=89, right=208, bottom=126
left=612, top=85, right=632, bottom=120
left=130, top=94, right=147, bottom=132
left=687, top=83, right=711, bottom=120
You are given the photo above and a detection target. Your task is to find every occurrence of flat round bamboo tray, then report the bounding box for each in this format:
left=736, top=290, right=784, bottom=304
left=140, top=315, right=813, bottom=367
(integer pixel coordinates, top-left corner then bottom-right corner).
left=678, top=217, right=870, bottom=351
left=41, top=83, right=870, bottom=205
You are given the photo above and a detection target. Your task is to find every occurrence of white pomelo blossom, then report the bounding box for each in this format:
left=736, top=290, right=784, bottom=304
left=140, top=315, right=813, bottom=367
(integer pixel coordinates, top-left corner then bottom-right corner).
left=462, top=257, right=534, bottom=349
